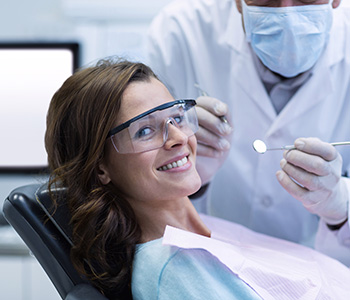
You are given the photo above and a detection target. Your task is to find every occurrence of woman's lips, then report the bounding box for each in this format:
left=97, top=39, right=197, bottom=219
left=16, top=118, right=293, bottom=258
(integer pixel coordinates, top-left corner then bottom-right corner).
left=157, top=156, right=189, bottom=171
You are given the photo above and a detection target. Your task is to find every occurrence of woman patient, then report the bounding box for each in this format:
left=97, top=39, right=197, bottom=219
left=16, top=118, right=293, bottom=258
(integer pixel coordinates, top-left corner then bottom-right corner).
left=45, top=58, right=350, bottom=300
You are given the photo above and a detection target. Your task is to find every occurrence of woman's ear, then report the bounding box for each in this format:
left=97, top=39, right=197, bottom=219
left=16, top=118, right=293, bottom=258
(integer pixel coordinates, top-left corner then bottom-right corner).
left=97, top=162, right=111, bottom=185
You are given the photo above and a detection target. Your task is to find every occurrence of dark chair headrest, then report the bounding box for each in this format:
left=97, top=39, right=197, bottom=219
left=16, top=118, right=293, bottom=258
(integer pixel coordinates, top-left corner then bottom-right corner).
left=35, top=183, right=73, bottom=246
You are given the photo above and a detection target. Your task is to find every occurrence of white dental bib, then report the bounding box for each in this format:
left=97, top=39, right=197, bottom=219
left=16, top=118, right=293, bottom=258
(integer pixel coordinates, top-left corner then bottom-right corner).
left=163, top=214, right=350, bottom=299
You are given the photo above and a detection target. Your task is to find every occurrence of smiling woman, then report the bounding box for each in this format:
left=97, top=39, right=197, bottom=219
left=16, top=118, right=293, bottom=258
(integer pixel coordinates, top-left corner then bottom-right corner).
left=44, top=58, right=350, bottom=300
left=44, top=57, right=205, bottom=299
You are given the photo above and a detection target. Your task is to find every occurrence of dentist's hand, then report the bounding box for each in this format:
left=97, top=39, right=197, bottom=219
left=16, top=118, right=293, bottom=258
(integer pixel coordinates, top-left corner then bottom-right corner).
left=276, top=137, right=349, bottom=226
left=195, top=96, right=233, bottom=185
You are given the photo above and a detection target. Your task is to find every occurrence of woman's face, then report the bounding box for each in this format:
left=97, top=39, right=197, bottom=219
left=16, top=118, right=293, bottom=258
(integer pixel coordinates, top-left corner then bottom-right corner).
left=99, top=78, right=201, bottom=204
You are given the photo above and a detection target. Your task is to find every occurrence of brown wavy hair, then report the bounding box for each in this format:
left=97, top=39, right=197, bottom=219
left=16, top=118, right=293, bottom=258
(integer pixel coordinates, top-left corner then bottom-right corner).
left=45, top=58, right=158, bottom=299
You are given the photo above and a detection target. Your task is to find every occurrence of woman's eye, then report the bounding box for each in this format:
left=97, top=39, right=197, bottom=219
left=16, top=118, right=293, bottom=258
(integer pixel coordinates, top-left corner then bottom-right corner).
left=135, top=127, right=154, bottom=139
left=174, top=115, right=185, bottom=125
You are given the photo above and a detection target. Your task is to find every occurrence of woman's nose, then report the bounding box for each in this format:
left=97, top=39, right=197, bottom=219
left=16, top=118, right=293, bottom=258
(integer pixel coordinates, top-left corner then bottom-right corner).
left=163, top=119, right=188, bottom=149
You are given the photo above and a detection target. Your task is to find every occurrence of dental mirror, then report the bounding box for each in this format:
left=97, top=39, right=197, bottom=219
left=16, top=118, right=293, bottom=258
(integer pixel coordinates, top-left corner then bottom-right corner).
left=252, top=139, right=267, bottom=154
left=253, top=139, right=350, bottom=154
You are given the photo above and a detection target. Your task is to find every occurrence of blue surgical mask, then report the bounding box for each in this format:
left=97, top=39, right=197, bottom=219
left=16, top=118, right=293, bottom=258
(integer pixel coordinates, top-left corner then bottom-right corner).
left=241, top=1, right=333, bottom=78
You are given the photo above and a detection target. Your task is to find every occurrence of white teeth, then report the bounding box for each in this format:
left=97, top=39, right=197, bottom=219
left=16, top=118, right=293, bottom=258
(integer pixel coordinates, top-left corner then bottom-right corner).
left=158, top=156, right=188, bottom=171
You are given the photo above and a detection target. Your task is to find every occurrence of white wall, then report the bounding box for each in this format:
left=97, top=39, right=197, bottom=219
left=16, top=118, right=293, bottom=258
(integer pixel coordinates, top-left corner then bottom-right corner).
left=0, top=0, right=172, bottom=65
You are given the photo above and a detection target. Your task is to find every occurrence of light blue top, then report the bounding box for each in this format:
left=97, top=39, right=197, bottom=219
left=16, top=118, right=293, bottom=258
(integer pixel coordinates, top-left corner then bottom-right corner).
left=131, top=238, right=260, bottom=300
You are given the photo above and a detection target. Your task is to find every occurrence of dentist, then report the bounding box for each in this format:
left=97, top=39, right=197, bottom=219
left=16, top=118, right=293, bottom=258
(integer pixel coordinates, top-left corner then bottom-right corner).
left=146, top=0, right=350, bottom=265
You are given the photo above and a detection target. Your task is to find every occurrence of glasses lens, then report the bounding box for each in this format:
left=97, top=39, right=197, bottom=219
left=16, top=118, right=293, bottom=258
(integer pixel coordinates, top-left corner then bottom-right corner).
left=111, top=100, right=198, bottom=154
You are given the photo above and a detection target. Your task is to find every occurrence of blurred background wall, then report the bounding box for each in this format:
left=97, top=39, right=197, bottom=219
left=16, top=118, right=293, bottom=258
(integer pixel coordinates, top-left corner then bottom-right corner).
left=0, top=0, right=173, bottom=65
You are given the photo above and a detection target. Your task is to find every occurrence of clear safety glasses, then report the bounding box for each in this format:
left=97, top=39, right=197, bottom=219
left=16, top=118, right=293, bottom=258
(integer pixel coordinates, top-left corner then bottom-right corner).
left=106, top=99, right=198, bottom=154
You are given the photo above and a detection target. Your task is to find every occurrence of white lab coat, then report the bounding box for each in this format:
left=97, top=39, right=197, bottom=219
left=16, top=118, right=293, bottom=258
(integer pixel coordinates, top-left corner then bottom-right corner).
left=146, top=0, right=350, bottom=265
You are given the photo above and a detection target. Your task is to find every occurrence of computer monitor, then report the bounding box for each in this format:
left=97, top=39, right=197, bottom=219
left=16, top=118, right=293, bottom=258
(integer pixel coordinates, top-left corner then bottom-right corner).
left=0, top=42, right=80, bottom=172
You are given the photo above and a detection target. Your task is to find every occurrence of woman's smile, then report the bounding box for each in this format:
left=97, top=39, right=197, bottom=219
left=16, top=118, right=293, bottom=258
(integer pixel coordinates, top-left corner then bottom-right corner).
left=157, top=155, right=190, bottom=171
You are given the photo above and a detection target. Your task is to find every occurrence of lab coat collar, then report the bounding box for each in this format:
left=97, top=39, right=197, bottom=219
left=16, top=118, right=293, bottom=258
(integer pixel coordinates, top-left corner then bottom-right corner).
left=229, top=42, right=277, bottom=122
left=229, top=39, right=334, bottom=134
left=266, top=48, right=333, bottom=135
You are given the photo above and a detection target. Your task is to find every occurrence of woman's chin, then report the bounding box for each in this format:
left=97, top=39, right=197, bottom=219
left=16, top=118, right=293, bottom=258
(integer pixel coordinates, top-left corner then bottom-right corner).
left=188, top=176, right=202, bottom=196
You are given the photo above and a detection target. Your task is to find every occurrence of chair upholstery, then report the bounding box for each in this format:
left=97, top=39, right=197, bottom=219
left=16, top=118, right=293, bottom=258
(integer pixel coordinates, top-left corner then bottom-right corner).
left=2, top=183, right=108, bottom=300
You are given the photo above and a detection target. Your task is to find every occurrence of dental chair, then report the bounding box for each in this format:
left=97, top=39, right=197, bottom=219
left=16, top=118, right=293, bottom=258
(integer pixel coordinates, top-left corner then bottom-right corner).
left=2, top=183, right=108, bottom=300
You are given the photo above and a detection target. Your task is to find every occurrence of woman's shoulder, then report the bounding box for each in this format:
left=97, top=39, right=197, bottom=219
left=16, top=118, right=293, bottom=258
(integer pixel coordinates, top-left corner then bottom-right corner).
left=131, top=238, right=180, bottom=299
left=131, top=237, right=259, bottom=300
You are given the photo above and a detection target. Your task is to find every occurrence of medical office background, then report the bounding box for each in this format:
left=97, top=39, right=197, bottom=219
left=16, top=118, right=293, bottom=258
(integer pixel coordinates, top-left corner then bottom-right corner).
left=0, top=0, right=172, bottom=299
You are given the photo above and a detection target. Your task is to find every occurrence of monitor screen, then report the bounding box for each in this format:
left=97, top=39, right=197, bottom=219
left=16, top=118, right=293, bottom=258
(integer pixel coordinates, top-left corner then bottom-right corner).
left=0, top=43, right=80, bottom=172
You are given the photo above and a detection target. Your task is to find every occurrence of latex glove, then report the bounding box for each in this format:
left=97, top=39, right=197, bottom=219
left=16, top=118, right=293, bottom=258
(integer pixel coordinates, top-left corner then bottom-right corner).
left=276, top=137, right=349, bottom=225
left=195, top=96, right=233, bottom=185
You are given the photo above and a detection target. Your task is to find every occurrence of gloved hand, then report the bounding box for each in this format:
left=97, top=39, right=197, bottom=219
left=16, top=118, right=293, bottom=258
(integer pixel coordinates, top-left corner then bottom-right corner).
left=276, top=137, right=349, bottom=225
left=195, top=96, right=233, bottom=185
